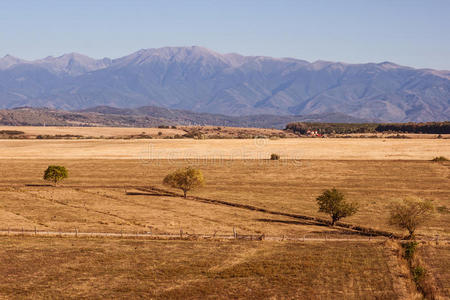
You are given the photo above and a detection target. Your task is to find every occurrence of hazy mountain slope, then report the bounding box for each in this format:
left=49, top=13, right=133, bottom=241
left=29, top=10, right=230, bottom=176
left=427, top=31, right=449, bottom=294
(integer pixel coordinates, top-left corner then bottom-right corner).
left=0, top=46, right=448, bottom=122
left=0, top=106, right=369, bottom=128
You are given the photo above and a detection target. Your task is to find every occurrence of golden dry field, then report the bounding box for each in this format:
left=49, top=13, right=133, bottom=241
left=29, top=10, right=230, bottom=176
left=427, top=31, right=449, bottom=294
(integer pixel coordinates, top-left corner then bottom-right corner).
left=0, top=159, right=449, bottom=238
left=418, top=244, right=450, bottom=298
left=0, top=129, right=449, bottom=298
left=0, top=137, right=449, bottom=160
left=0, top=237, right=420, bottom=299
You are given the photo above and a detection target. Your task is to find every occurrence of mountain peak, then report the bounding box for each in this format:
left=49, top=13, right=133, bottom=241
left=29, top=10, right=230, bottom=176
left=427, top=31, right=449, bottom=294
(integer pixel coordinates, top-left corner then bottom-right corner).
left=0, top=54, right=26, bottom=69
left=32, top=52, right=111, bottom=75
left=112, top=45, right=237, bottom=68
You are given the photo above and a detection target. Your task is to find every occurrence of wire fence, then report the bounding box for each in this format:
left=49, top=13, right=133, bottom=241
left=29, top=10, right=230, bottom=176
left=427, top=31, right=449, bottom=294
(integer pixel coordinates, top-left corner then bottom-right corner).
left=0, top=227, right=444, bottom=243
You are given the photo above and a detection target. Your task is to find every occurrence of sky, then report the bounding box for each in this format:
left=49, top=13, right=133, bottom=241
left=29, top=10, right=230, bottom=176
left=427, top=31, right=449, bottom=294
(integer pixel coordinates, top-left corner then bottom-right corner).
left=1, top=0, right=449, bottom=70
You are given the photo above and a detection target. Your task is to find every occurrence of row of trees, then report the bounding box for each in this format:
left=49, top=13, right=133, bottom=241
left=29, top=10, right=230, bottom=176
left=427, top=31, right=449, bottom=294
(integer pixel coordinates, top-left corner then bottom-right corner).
left=42, top=165, right=433, bottom=239
left=375, top=122, right=450, bottom=134
left=316, top=188, right=434, bottom=238
left=285, top=121, right=450, bottom=135
left=161, top=168, right=433, bottom=239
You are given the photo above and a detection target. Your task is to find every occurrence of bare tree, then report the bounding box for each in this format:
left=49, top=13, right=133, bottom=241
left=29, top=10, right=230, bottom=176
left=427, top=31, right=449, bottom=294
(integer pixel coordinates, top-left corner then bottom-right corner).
left=389, top=197, right=434, bottom=239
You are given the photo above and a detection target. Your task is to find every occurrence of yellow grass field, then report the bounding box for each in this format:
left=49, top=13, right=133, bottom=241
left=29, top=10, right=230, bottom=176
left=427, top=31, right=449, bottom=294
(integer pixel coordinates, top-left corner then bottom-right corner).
left=0, top=130, right=449, bottom=298
left=0, top=237, right=417, bottom=299
left=0, top=159, right=448, bottom=238
left=418, top=244, right=450, bottom=298
left=0, top=138, right=449, bottom=159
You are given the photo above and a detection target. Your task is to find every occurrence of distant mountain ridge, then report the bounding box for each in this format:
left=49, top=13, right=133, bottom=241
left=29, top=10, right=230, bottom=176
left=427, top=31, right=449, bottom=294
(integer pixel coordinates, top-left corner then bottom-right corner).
left=0, top=106, right=370, bottom=128
left=0, top=46, right=449, bottom=122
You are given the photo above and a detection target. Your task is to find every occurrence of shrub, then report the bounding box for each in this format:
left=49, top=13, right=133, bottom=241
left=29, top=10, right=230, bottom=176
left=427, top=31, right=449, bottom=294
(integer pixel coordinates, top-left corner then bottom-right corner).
left=412, top=266, right=426, bottom=283
left=163, top=167, right=205, bottom=198
left=0, top=130, right=25, bottom=135
left=316, top=188, right=358, bottom=225
left=270, top=153, right=280, bottom=160
left=436, top=205, right=449, bottom=214
left=402, top=241, right=418, bottom=260
left=431, top=156, right=448, bottom=162
left=43, top=165, right=68, bottom=185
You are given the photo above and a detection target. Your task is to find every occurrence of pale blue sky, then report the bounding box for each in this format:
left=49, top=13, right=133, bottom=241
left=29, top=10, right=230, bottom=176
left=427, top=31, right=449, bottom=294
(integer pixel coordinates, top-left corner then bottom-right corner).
left=1, top=0, right=449, bottom=69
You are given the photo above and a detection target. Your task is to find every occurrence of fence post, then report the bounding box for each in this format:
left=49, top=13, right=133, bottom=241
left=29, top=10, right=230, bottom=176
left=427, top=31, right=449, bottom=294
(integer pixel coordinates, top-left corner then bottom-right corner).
left=180, top=228, right=183, bottom=238
left=75, top=228, right=78, bottom=238
left=8, top=226, right=10, bottom=236
left=35, top=226, right=37, bottom=236
left=233, top=227, right=237, bottom=239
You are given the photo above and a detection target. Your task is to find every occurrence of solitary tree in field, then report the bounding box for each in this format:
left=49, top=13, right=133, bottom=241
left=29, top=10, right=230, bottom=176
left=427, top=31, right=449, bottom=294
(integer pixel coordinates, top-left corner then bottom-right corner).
left=389, top=197, right=434, bottom=239
left=163, top=167, right=204, bottom=198
left=316, top=188, right=358, bottom=226
left=43, top=165, right=68, bottom=185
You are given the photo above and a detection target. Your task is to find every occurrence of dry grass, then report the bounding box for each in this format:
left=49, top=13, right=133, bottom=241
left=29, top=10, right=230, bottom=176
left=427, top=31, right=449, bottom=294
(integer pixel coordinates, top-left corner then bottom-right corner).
left=0, top=237, right=411, bottom=299
left=417, top=244, right=450, bottom=298
left=0, top=125, right=185, bottom=137
left=0, top=136, right=448, bottom=298
left=0, top=159, right=448, bottom=238
left=0, top=138, right=449, bottom=159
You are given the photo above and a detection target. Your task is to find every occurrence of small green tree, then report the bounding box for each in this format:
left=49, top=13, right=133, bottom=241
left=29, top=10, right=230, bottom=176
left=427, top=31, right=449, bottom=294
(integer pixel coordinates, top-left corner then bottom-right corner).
left=43, top=165, right=68, bottom=185
left=163, top=167, right=204, bottom=198
left=389, top=197, right=434, bottom=239
left=316, top=188, right=358, bottom=225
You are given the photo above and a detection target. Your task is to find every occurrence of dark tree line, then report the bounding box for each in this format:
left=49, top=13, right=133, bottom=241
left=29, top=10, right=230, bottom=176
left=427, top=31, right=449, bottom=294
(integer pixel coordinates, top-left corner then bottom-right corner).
left=285, top=121, right=450, bottom=134
left=374, top=122, right=450, bottom=134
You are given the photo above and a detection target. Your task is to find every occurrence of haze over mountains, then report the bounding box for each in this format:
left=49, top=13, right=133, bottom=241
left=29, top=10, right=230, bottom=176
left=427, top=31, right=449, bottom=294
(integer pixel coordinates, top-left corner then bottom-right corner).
left=0, top=46, right=449, bottom=122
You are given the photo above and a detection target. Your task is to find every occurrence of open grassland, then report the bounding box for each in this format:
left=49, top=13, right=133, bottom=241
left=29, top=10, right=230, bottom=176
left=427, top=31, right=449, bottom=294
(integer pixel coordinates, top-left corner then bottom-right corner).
left=0, top=138, right=449, bottom=159
left=0, top=159, right=448, bottom=238
left=0, top=136, right=449, bottom=298
left=0, top=237, right=416, bottom=299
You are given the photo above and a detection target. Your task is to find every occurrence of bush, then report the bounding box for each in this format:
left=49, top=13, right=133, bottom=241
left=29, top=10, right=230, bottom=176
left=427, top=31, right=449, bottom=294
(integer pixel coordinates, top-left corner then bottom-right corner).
left=431, top=156, right=448, bottom=162
left=436, top=205, right=449, bottom=214
left=412, top=266, right=426, bottom=283
left=402, top=241, right=418, bottom=260
left=43, top=165, right=68, bottom=185
left=0, top=130, right=25, bottom=135
left=270, top=153, right=280, bottom=160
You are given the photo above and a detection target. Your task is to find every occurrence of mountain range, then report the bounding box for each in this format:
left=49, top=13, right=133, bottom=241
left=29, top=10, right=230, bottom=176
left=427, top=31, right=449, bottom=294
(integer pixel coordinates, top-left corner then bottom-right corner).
left=0, top=46, right=449, bottom=122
